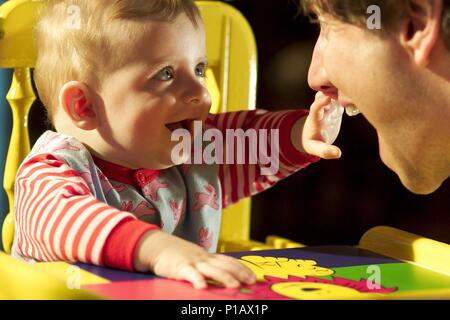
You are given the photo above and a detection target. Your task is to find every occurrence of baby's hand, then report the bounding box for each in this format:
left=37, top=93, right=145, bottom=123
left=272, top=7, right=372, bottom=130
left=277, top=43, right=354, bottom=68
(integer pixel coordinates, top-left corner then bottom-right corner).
left=134, top=230, right=256, bottom=289
left=298, top=92, right=344, bottom=159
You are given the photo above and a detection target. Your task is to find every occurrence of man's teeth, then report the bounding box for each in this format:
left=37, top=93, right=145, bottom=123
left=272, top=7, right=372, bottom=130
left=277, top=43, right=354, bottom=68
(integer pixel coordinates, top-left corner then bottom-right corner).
left=345, top=104, right=361, bottom=117
left=331, top=100, right=361, bottom=117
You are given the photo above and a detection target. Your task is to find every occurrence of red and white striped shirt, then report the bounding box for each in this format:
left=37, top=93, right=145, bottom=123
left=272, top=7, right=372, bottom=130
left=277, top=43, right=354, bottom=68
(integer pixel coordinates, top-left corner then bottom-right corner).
left=13, top=109, right=319, bottom=271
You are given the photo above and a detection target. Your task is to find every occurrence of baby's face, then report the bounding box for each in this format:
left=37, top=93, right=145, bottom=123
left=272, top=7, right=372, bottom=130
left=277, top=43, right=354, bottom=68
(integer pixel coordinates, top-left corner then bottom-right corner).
left=95, top=13, right=211, bottom=170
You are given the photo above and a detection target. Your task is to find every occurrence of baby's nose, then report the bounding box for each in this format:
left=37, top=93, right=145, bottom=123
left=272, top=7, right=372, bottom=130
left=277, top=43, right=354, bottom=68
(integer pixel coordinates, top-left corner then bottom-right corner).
left=184, top=85, right=211, bottom=121
left=184, top=81, right=211, bottom=107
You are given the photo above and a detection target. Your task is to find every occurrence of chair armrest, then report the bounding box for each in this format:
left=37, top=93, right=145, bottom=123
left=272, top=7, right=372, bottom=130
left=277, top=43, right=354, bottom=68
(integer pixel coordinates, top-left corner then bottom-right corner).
left=266, top=235, right=305, bottom=249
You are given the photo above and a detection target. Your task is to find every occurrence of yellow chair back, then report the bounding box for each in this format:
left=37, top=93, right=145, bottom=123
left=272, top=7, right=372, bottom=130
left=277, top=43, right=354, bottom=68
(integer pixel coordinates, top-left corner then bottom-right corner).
left=1, top=0, right=39, bottom=253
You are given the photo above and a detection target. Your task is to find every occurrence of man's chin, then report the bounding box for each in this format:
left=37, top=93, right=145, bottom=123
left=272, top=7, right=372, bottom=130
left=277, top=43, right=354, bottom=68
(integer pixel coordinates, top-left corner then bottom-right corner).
left=397, top=172, right=442, bottom=195
left=380, top=152, right=440, bottom=194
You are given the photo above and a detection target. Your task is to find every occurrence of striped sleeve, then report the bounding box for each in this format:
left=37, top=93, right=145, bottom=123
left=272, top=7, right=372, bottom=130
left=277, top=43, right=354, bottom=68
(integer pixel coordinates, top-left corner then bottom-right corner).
left=14, top=153, right=158, bottom=270
left=206, top=109, right=320, bottom=208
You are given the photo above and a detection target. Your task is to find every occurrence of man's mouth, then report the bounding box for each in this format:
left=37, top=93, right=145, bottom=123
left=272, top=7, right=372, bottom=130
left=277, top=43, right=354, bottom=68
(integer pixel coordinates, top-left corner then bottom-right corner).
left=337, top=98, right=361, bottom=117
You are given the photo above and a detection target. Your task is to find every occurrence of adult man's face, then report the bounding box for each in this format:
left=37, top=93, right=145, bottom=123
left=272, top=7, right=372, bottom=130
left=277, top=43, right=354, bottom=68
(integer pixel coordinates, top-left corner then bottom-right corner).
left=307, top=2, right=450, bottom=195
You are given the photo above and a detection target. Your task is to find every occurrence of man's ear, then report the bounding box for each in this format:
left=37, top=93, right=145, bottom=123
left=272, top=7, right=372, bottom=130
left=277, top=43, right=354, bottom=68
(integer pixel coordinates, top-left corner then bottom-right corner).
left=400, top=0, right=443, bottom=66
left=59, top=81, right=98, bottom=130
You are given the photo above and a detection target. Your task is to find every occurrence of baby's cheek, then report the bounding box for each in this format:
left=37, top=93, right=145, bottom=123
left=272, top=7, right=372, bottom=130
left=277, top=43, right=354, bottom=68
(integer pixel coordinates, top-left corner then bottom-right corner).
left=134, top=120, right=162, bottom=140
left=132, top=106, right=159, bottom=127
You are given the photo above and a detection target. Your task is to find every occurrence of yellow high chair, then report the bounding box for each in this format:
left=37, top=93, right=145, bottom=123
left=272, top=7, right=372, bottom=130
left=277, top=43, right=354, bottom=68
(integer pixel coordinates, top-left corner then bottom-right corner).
left=0, top=0, right=304, bottom=257
left=2, top=0, right=450, bottom=301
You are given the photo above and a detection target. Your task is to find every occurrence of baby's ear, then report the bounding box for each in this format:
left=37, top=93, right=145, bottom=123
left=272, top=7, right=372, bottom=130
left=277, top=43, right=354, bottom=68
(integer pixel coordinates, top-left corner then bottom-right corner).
left=59, top=81, right=98, bottom=130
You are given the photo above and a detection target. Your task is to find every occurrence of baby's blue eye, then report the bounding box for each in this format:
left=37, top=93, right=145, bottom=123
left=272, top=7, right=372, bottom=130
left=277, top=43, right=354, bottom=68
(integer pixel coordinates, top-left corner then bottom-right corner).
left=154, top=66, right=174, bottom=81
left=195, top=63, right=207, bottom=77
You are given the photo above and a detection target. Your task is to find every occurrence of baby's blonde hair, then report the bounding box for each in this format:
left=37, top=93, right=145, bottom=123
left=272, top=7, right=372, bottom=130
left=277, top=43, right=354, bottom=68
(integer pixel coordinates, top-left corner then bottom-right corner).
left=34, top=0, right=201, bottom=122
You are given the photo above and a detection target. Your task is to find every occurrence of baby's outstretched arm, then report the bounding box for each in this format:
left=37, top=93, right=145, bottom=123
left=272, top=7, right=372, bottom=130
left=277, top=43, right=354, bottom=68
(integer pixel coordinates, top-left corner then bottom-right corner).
left=291, top=92, right=344, bottom=159
left=134, top=230, right=256, bottom=289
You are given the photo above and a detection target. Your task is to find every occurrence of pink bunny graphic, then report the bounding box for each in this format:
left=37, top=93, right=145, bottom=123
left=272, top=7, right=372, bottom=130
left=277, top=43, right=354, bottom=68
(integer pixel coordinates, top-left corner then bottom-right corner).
left=134, top=201, right=157, bottom=219
left=198, top=227, right=213, bottom=250
left=120, top=201, right=134, bottom=212
left=170, top=199, right=186, bottom=223
left=120, top=201, right=157, bottom=220
left=97, top=169, right=126, bottom=195
left=142, top=179, right=168, bottom=202
left=192, top=184, right=219, bottom=211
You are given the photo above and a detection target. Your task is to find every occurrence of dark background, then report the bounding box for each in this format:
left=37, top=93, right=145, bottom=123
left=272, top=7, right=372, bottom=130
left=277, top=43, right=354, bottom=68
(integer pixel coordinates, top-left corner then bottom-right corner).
left=25, top=0, right=450, bottom=247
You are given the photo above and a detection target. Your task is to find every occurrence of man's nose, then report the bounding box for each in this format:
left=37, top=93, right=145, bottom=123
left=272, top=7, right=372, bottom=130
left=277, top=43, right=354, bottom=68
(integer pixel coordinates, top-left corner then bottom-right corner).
left=308, top=40, right=338, bottom=98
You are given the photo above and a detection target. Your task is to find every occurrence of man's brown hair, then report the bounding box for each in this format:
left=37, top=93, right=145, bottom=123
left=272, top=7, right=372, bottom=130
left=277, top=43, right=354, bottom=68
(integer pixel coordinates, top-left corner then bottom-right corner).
left=299, top=0, right=450, bottom=49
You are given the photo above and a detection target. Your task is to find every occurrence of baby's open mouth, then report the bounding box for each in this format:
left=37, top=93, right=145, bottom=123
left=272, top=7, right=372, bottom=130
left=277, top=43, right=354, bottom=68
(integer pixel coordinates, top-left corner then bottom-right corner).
left=165, top=120, right=194, bottom=132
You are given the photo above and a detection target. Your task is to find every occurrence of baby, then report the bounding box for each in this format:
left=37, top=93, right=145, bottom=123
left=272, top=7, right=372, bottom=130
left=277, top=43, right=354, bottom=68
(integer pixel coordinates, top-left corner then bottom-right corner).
left=12, top=0, right=343, bottom=289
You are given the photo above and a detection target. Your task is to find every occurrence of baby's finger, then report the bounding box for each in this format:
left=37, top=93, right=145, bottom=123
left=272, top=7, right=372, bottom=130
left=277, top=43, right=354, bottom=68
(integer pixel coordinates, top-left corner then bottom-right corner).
left=213, top=255, right=256, bottom=285
left=312, top=94, right=331, bottom=110
left=305, top=140, right=342, bottom=159
left=196, top=262, right=241, bottom=288
left=315, top=91, right=328, bottom=100
left=310, top=97, right=331, bottom=122
left=176, top=265, right=208, bottom=289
